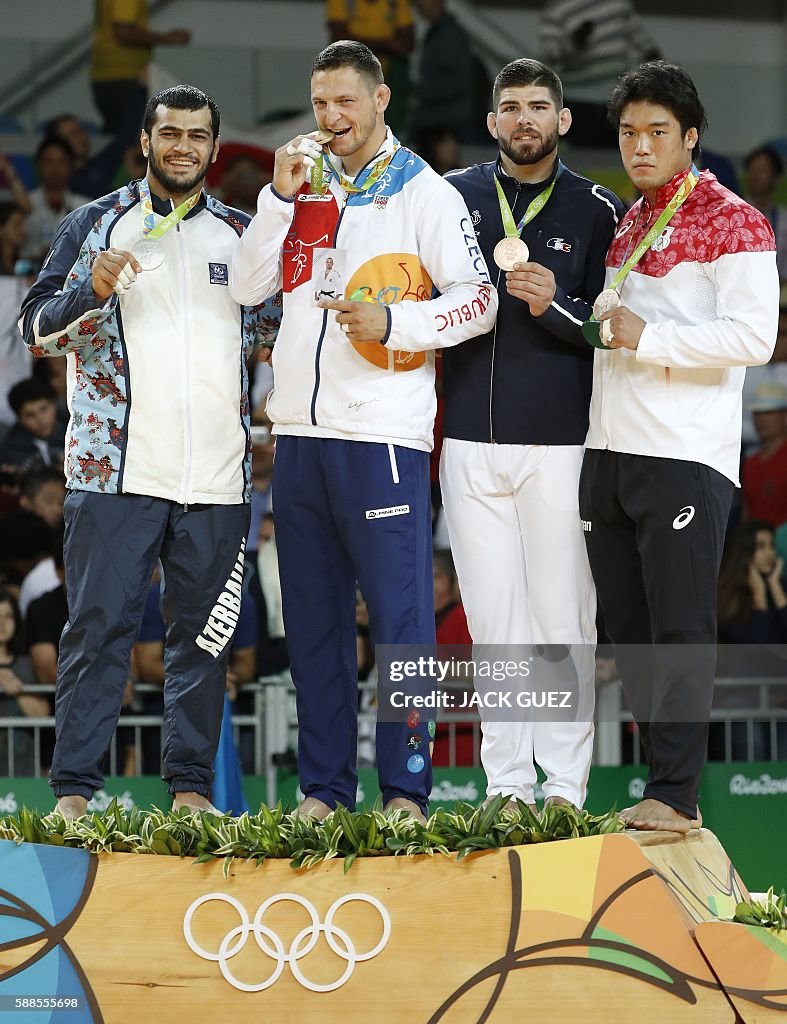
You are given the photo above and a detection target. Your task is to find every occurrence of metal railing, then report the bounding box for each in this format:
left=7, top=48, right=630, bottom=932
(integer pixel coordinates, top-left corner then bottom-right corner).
left=2, top=674, right=786, bottom=800
left=0, top=674, right=293, bottom=804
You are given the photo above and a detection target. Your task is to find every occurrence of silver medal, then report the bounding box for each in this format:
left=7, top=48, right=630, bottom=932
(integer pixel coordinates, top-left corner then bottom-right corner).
left=593, top=288, right=621, bottom=321
left=493, top=237, right=529, bottom=271
left=131, top=239, right=165, bottom=271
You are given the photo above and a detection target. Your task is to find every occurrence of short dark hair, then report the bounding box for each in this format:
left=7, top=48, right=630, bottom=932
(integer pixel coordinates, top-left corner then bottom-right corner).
left=143, top=85, right=220, bottom=139
left=311, top=40, right=384, bottom=88
left=744, top=145, right=783, bottom=177
left=492, top=59, right=563, bottom=111
left=607, top=61, right=707, bottom=159
left=19, top=465, right=65, bottom=501
left=35, top=136, right=75, bottom=164
left=8, top=378, right=54, bottom=416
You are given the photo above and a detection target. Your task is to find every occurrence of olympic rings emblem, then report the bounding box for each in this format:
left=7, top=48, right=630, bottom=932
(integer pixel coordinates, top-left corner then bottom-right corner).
left=183, top=891, right=391, bottom=992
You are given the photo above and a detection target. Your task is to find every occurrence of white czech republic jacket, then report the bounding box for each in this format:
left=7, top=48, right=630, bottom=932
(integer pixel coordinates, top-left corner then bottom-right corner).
left=230, top=130, right=498, bottom=452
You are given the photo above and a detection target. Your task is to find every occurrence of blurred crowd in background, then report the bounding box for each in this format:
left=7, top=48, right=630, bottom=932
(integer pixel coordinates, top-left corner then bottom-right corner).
left=1, top=0, right=787, bottom=781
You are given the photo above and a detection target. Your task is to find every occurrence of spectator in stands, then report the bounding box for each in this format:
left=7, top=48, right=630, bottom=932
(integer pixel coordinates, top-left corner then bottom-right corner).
left=431, top=547, right=475, bottom=768
left=742, top=382, right=787, bottom=527
left=742, top=306, right=787, bottom=454
left=22, top=139, right=92, bottom=264
left=247, top=512, right=288, bottom=678
left=0, top=588, right=50, bottom=775
left=0, top=276, right=32, bottom=431
left=219, top=154, right=272, bottom=216
left=411, top=126, right=461, bottom=176
left=31, top=357, right=69, bottom=446
left=743, top=146, right=787, bottom=282
left=433, top=548, right=471, bottom=645
left=246, top=423, right=274, bottom=559
left=19, top=466, right=65, bottom=531
left=719, top=520, right=787, bottom=644
left=45, top=114, right=119, bottom=199
left=0, top=153, right=32, bottom=213
left=91, top=0, right=191, bottom=142
left=26, top=538, right=66, bottom=686
left=325, top=0, right=415, bottom=131
left=45, top=116, right=92, bottom=174
left=0, top=202, right=28, bottom=276
left=0, top=509, right=56, bottom=614
left=410, top=0, right=472, bottom=142
left=716, top=520, right=787, bottom=760
left=0, top=379, right=62, bottom=475
left=113, top=141, right=148, bottom=190
left=539, top=0, right=660, bottom=147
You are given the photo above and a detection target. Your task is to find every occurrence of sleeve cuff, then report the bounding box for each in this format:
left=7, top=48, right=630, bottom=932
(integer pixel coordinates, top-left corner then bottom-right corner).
left=270, top=185, right=295, bottom=204
left=380, top=305, right=392, bottom=345
left=635, top=323, right=661, bottom=362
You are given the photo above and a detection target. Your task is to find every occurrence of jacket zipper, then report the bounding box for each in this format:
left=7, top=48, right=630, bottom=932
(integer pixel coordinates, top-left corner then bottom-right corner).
left=489, top=179, right=522, bottom=443
left=599, top=197, right=654, bottom=449
left=310, top=194, right=347, bottom=425
left=176, top=219, right=193, bottom=508
left=310, top=147, right=388, bottom=426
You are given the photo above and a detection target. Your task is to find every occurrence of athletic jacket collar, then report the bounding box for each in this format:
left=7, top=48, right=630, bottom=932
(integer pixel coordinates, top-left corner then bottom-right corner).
left=129, top=177, right=208, bottom=219
left=642, top=166, right=712, bottom=215
left=327, top=126, right=397, bottom=184
left=493, top=153, right=561, bottom=202
left=494, top=152, right=560, bottom=183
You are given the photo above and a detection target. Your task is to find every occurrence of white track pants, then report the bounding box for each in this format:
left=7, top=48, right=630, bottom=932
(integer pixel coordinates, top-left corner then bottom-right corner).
left=440, top=440, right=596, bottom=807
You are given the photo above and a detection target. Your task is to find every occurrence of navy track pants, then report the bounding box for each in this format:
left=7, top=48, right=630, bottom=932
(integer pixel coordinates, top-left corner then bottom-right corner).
left=273, top=436, right=435, bottom=813
left=51, top=491, right=249, bottom=800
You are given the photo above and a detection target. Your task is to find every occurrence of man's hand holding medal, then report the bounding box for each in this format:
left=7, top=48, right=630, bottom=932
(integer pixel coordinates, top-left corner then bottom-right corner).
left=274, top=130, right=335, bottom=199
left=92, top=249, right=144, bottom=301
left=504, top=258, right=558, bottom=318
left=593, top=289, right=646, bottom=350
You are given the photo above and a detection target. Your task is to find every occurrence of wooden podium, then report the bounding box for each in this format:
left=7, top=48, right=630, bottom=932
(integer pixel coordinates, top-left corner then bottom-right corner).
left=0, top=828, right=775, bottom=1023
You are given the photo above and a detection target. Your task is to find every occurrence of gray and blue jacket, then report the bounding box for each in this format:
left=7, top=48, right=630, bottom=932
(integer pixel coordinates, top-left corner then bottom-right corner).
left=19, top=179, right=269, bottom=504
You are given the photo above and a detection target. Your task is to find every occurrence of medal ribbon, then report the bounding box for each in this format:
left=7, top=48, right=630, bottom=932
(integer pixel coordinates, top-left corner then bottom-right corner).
left=582, top=165, right=700, bottom=349
left=139, top=178, right=201, bottom=239
left=494, top=160, right=562, bottom=239
left=322, top=145, right=399, bottom=195
left=605, top=164, right=700, bottom=295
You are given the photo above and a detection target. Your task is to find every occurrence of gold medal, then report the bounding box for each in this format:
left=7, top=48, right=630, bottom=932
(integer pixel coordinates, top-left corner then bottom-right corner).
left=493, top=237, right=529, bottom=271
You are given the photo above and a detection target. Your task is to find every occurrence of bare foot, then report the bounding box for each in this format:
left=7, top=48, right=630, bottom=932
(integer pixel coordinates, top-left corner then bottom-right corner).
left=295, top=797, right=333, bottom=821
left=383, top=797, right=427, bottom=824
left=55, top=795, right=88, bottom=821
left=619, top=799, right=693, bottom=833
left=172, top=792, right=221, bottom=815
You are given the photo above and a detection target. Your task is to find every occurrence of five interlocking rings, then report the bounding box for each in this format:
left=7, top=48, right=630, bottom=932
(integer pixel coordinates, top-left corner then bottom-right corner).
left=183, top=891, right=391, bottom=992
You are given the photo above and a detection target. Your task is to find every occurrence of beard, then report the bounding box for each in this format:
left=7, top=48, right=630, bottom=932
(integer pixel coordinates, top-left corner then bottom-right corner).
left=146, top=143, right=212, bottom=195
left=498, top=125, right=560, bottom=167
